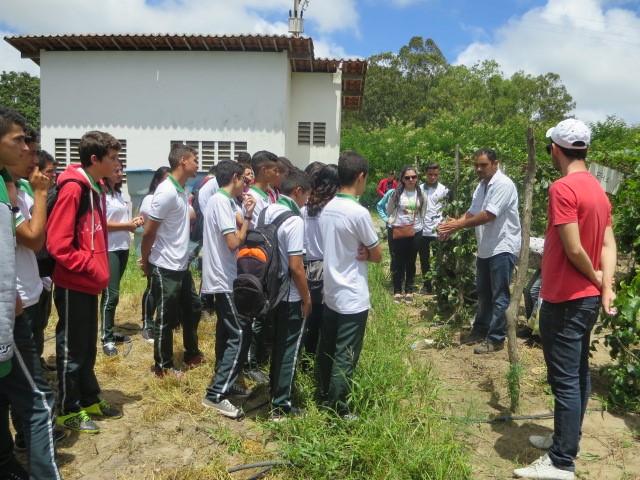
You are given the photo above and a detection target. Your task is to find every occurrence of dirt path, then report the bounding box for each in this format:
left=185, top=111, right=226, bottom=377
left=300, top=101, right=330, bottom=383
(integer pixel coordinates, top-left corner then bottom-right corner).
left=408, top=297, right=640, bottom=479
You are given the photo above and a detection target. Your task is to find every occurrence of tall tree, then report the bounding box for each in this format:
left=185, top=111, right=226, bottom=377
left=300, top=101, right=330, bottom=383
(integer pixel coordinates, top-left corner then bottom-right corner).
left=0, top=71, right=40, bottom=130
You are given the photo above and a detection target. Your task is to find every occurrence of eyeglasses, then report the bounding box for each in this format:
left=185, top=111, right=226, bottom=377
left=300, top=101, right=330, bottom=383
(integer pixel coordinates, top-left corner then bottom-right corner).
left=403, top=175, right=418, bottom=180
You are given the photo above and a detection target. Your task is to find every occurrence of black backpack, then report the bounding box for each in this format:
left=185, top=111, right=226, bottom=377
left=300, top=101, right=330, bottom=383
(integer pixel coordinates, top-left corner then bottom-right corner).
left=189, top=176, right=213, bottom=242
left=233, top=209, right=296, bottom=318
left=36, top=179, right=91, bottom=277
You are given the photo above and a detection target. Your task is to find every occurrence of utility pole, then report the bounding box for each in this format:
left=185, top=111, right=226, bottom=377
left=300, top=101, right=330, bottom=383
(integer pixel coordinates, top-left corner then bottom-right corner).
left=289, top=0, right=308, bottom=37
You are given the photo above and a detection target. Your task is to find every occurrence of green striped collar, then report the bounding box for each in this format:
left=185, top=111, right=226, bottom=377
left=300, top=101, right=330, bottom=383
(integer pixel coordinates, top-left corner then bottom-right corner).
left=336, top=192, right=359, bottom=204
left=250, top=184, right=269, bottom=199
left=276, top=194, right=301, bottom=215
left=168, top=174, right=184, bottom=193
left=17, top=178, right=34, bottom=198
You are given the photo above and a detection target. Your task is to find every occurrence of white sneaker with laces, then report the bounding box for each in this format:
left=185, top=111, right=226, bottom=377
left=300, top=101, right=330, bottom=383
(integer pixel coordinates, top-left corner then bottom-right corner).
left=513, top=454, right=575, bottom=479
left=202, top=398, right=244, bottom=419
left=529, top=434, right=553, bottom=450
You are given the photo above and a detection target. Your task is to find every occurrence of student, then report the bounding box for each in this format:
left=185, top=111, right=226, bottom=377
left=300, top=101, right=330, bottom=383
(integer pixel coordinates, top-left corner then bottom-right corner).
left=140, top=144, right=203, bottom=378
left=381, top=165, right=426, bottom=303
left=201, top=160, right=256, bottom=419
left=33, top=150, right=57, bottom=370
left=301, top=164, right=339, bottom=359
left=100, top=160, right=143, bottom=355
left=48, top=130, right=123, bottom=433
left=317, top=151, right=382, bottom=419
left=266, top=156, right=293, bottom=203
left=138, top=166, right=170, bottom=343
left=0, top=107, right=61, bottom=479
left=418, top=163, right=449, bottom=294
left=243, top=150, right=280, bottom=383
left=376, top=170, right=397, bottom=197
left=263, top=169, right=313, bottom=420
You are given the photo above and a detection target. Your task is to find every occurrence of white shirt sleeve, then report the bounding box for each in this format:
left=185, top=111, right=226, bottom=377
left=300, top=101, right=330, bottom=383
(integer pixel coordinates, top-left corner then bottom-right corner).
left=355, top=210, right=379, bottom=249
left=149, top=189, right=174, bottom=222
left=468, top=184, right=483, bottom=216
left=284, top=216, right=304, bottom=255
left=213, top=196, right=236, bottom=235
left=484, top=181, right=515, bottom=218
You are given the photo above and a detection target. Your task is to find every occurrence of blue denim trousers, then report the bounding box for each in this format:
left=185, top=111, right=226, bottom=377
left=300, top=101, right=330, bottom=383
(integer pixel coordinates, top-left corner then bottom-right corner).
left=471, top=252, right=516, bottom=342
left=539, top=296, right=600, bottom=472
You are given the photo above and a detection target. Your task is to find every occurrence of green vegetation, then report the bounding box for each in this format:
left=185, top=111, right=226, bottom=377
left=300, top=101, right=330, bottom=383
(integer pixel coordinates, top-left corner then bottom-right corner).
left=0, top=71, right=40, bottom=130
left=268, top=262, right=471, bottom=479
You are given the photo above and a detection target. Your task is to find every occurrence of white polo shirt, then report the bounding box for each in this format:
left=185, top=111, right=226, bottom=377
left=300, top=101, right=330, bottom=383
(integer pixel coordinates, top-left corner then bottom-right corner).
left=263, top=197, right=304, bottom=303
left=197, top=176, right=219, bottom=214
left=105, top=191, right=131, bottom=251
left=246, top=185, right=272, bottom=228
left=320, top=194, right=379, bottom=314
left=15, top=188, right=43, bottom=308
left=421, top=182, right=449, bottom=237
left=201, top=189, right=238, bottom=294
left=148, top=175, right=191, bottom=271
left=468, top=169, right=521, bottom=259
left=139, top=194, right=152, bottom=222
left=302, top=206, right=323, bottom=261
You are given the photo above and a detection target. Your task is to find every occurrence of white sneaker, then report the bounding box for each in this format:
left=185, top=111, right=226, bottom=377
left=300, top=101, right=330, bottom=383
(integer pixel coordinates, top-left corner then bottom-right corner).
left=513, top=454, right=575, bottom=479
left=529, top=434, right=553, bottom=450
left=202, top=398, right=244, bottom=419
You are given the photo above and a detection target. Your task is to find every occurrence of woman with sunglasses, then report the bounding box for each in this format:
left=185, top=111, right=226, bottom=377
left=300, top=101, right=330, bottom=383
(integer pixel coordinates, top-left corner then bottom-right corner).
left=381, top=165, right=426, bottom=303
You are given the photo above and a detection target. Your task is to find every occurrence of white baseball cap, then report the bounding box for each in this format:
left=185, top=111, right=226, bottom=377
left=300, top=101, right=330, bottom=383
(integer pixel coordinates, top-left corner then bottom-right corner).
left=545, top=119, right=590, bottom=149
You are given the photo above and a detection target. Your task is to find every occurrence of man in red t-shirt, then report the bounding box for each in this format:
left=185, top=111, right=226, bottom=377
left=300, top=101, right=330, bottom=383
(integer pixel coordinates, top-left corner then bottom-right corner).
left=515, top=119, right=617, bottom=480
left=376, top=171, right=397, bottom=197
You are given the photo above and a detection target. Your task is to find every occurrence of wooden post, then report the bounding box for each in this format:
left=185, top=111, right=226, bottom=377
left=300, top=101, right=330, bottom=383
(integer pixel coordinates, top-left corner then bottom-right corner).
left=453, top=145, right=465, bottom=318
left=505, top=127, right=537, bottom=409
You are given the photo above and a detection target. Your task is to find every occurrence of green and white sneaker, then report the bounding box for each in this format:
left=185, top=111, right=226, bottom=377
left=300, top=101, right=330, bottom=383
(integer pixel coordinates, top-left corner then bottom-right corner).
left=56, top=410, right=100, bottom=434
left=84, top=400, right=122, bottom=419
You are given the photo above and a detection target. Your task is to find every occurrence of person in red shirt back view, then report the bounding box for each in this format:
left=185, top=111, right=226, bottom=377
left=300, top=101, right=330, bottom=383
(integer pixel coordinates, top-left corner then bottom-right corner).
left=376, top=170, right=397, bottom=197
left=514, top=119, right=617, bottom=480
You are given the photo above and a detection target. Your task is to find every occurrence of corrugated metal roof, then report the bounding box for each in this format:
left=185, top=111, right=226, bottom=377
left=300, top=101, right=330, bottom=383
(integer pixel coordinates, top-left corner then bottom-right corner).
left=4, top=33, right=366, bottom=110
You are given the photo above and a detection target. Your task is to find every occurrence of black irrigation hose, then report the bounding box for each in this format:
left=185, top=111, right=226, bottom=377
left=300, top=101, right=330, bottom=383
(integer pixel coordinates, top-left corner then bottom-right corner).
left=228, top=460, right=288, bottom=474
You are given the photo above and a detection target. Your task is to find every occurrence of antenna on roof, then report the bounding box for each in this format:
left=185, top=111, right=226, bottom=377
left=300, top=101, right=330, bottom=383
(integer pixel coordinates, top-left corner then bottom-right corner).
left=289, top=0, right=309, bottom=37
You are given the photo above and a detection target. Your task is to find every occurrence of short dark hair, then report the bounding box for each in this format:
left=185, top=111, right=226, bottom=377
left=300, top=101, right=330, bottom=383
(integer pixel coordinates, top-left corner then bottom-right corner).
left=280, top=168, right=314, bottom=196
left=474, top=147, right=497, bottom=163
left=215, top=160, right=244, bottom=187
left=78, top=131, right=121, bottom=168
left=207, top=164, right=217, bottom=175
left=24, top=125, right=39, bottom=145
left=0, top=105, right=26, bottom=138
left=337, top=151, right=369, bottom=186
left=236, top=151, right=252, bottom=163
left=556, top=143, right=587, bottom=161
left=168, top=143, right=197, bottom=170
left=304, top=161, right=326, bottom=183
left=425, top=163, right=440, bottom=171
left=36, top=150, right=56, bottom=170
left=251, top=150, right=278, bottom=176
left=277, top=156, right=294, bottom=175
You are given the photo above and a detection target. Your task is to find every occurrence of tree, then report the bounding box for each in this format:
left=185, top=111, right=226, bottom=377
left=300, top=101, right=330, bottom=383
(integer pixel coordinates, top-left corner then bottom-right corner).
left=0, top=71, right=40, bottom=130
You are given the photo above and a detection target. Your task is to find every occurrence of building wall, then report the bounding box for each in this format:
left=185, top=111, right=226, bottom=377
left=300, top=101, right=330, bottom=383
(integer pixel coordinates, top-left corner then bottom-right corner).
left=286, top=71, right=342, bottom=167
left=39, top=50, right=292, bottom=170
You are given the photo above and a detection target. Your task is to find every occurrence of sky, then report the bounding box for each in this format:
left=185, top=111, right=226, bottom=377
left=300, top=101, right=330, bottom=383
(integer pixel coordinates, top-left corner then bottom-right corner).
left=0, top=0, right=639, bottom=124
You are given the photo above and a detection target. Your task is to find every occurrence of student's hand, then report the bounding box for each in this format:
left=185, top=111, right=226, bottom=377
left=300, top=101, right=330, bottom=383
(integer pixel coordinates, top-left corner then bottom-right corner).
left=243, top=195, right=256, bottom=217
left=356, top=243, right=369, bottom=261
left=138, top=258, right=149, bottom=276
left=302, top=296, right=312, bottom=318
left=601, top=286, right=616, bottom=316
left=132, top=216, right=144, bottom=228
left=593, top=270, right=604, bottom=290
left=29, top=166, right=52, bottom=194
left=15, top=292, right=23, bottom=316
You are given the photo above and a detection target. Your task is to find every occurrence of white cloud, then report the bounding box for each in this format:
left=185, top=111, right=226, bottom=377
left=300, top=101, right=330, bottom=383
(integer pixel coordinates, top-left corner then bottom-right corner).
left=454, top=0, right=640, bottom=124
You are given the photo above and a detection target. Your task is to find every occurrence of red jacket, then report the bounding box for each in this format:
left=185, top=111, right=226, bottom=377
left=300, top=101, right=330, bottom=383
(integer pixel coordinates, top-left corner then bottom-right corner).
left=47, top=165, right=110, bottom=295
left=377, top=178, right=397, bottom=196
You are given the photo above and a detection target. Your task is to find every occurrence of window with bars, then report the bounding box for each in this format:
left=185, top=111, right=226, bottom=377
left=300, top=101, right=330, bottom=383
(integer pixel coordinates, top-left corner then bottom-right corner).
left=54, top=138, right=128, bottom=183
left=171, top=140, right=248, bottom=172
left=298, top=122, right=326, bottom=147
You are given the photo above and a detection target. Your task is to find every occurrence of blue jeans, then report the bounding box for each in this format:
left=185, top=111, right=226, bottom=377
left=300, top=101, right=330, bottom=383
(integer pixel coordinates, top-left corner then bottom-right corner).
left=539, top=296, right=600, bottom=472
left=472, top=252, right=515, bottom=343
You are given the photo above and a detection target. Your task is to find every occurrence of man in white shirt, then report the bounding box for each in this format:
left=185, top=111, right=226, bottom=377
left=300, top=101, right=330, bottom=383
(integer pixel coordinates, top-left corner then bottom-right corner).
left=438, top=148, right=521, bottom=354
left=419, top=163, right=449, bottom=294
left=318, top=151, right=382, bottom=418
left=201, top=160, right=256, bottom=419
left=262, top=169, right=313, bottom=421
left=141, top=144, right=203, bottom=378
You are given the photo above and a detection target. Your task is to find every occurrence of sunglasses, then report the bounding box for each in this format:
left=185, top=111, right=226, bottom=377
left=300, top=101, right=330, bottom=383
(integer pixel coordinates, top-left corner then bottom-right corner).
left=546, top=143, right=553, bottom=154
left=403, top=175, right=418, bottom=180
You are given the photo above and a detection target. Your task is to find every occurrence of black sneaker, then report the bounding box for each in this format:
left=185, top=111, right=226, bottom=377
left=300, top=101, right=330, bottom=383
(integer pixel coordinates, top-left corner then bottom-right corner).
left=56, top=410, right=100, bottom=434
left=2, top=456, right=28, bottom=479
left=244, top=368, right=269, bottom=385
left=14, top=427, right=66, bottom=452
left=270, top=407, right=306, bottom=422
left=40, top=357, right=57, bottom=372
left=140, top=328, right=154, bottom=344
left=227, top=384, right=254, bottom=400
left=84, top=399, right=122, bottom=419
left=473, top=339, right=504, bottom=354
left=102, top=342, right=118, bottom=356
left=202, top=397, right=244, bottom=419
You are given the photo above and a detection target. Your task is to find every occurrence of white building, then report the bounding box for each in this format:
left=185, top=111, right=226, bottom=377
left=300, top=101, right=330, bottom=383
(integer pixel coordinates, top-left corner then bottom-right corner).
left=5, top=34, right=366, bottom=174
